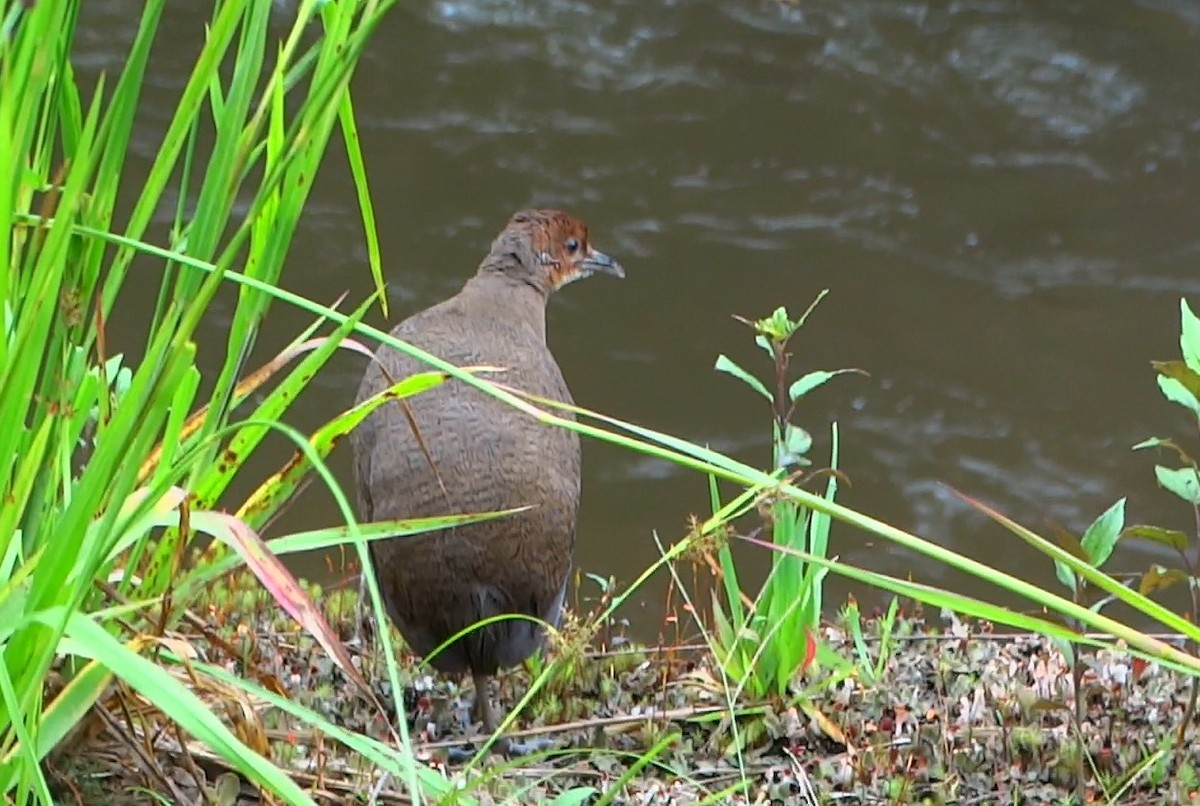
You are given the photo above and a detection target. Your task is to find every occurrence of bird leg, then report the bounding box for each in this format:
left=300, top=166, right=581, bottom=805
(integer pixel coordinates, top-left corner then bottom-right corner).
left=471, top=672, right=496, bottom=731
left=469, top=672, right=556, bottom=758
left=472, top=671, right=511, bottom=756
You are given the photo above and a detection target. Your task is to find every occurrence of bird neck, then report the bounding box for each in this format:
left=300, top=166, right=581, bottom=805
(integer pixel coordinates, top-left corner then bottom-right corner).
left=460, top=270, right=550, bottom=343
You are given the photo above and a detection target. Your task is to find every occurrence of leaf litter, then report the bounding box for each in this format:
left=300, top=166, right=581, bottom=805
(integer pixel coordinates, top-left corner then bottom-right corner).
left=47, top=571, right=1200, bottom=805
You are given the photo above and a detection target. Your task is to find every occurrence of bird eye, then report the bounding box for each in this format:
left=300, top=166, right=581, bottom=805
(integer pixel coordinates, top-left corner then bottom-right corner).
left=566, top=238, right=579, bottom=253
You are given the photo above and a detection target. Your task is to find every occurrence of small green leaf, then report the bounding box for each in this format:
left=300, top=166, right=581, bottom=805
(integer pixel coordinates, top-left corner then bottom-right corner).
left=1133, top=438, right=1195, bottom=468
left=770, top=306, right=791, bottom=338
left=99, top=353, right=126, bottom=386
left=550, top=789, right=600, bottom=806
left=1052, top=523, right=1083, bottom=593
left=113, top=367, right=133, bottom=398
left=1051, top=636, right=1076, bottom=668
left=583, top=572, right=610, bottom=592
left=779, top=424, right=812, bottom=467
left=1053, top=559, right=1077, bottom=594
left=1079, top=497, right=1125, bottom=569
left=1181, top=297, right=1200, bottom=374
left=212, top=773, right=241, bottom=806
left=1133, top=436, right=1173, bottom=451
left=1155, top=466, right=1200, bottom=504
left=1153, top=365, right=1200, bottom=414
left=1122, top=525, right=1189, bottom=553
left=714, top=354, right=771, bottom=400
left=710, top=589, right=737, bottom=652
left=788, top=368, right=859, bottom=402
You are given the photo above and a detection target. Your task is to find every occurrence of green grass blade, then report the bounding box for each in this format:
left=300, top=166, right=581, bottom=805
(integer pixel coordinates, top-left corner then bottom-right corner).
left=337, top=90, right=385, bottom=317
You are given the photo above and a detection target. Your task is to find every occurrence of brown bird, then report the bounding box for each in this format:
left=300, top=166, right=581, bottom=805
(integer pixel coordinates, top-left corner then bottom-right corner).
left=351, top=209, right=624, bottom=748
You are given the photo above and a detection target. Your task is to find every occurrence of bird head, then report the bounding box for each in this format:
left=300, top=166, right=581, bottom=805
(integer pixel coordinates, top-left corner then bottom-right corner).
left=480, top=209, right=625, bottom=294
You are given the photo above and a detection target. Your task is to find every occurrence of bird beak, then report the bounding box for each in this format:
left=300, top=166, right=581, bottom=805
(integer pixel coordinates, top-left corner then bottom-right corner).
left=580, top=247, right=625, bottom=279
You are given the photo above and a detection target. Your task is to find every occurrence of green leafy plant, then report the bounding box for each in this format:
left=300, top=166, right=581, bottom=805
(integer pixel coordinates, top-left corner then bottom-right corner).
left=940, top=297, right=1200, bottom=799
left=705, top=294, right=864, bottom=705
left=841, top=595, right=900, bottom=686
left=1045, top=496, right=1128, bottom=684
left=1126, top=296, right=1200, bottom=771
left=1043, top=497, right=1127, bottom=802
left=1052, top=498, right=1127, bottom=610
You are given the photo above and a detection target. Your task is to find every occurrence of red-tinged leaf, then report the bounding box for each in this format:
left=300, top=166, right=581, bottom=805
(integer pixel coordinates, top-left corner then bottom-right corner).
left=801, top=626, right=817, bottom=675
left=1051, top=526, right=1087, bottom=562
left=1138, top=564, right=1190, bottom=596
left=187, top=509, right=393, bottom=739
left=1132, top=656, right=1149, bottom=678
left=1122, top=525, right=1189, bottom=553
left=1151, top=360, right=1200, bottom=405
left=184, top=511, right=529, bottom=598
left=272, top=335, right=375, bottom=366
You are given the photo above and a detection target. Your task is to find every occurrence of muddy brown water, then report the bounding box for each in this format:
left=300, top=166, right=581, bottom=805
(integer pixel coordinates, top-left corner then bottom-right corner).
left=76, top=0, right=1200, bottom=637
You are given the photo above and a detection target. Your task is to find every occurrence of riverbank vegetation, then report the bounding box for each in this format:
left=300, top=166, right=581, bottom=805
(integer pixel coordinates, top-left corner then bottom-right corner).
left=5, top=1, right=1200, bottom=804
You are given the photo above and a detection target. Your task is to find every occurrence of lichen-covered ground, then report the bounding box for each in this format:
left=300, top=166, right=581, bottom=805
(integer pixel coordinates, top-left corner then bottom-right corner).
left=49, top=572, right=1200, bottom=804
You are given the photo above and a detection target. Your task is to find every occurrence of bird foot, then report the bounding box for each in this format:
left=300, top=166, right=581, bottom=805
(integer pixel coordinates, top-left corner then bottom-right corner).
left=454, top=673, right=554, bottom=760
left=501, top=736, right=555, bottom=757
left=445, top=733, right=552, bottom=763
left=468, top=674, right=507, bottom=753
left=446, top=740, right=507, bottom=764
